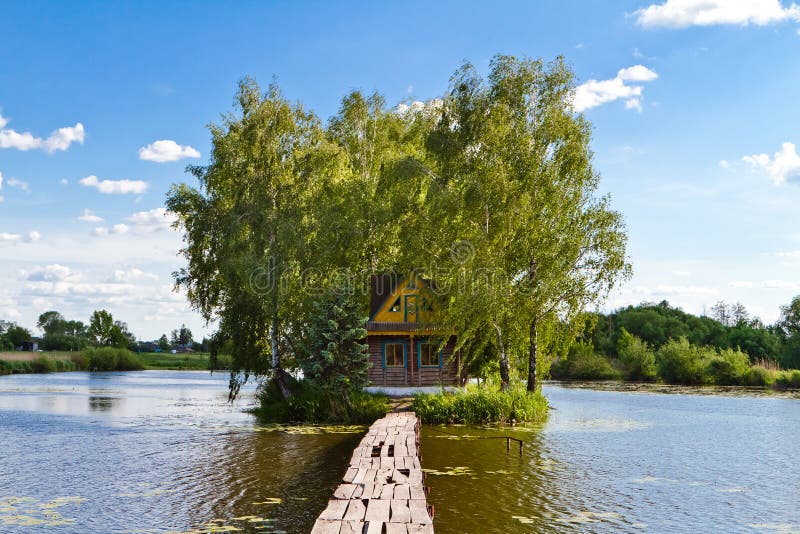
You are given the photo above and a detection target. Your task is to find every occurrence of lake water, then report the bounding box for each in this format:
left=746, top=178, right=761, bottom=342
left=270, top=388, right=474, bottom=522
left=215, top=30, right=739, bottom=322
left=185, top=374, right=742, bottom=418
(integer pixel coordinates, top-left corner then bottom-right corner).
left=1, top=372, right=799, bottom=533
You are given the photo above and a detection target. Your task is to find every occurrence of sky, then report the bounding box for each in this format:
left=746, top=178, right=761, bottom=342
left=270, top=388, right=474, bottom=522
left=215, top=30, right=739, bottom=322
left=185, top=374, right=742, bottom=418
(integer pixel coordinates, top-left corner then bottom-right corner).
left=2, top=0, right=800, bottom=340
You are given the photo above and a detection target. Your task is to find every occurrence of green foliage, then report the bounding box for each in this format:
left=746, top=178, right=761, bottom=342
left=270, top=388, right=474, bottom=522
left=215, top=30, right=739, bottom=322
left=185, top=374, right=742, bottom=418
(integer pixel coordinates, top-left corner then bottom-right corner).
left=413, top=384, right=548, bottom=424
left=88, top=310, right=135, bottom=349
left=743, top=365, right=777, bottom=387
left=655, top=338, right=713, bottom=385
left=617, top=328, right=657, bottom=381
left=0, top=356, right=80, bottom=375
left=705, top=348, right=750, bottom=385
left=136, top=351, right=214, bottom=370
left=777, top=369, right=800, bottom=389
left=551, top=342, right=622, bottom=380
left=4, top=325, right=31, bottom=348
left=255, top=377, right=389, bottom=423
left=169, top=57, right=631, bottom=399
left=297, top=287, right=370, bottom=418
left=83, top=347, right=145, bottom=371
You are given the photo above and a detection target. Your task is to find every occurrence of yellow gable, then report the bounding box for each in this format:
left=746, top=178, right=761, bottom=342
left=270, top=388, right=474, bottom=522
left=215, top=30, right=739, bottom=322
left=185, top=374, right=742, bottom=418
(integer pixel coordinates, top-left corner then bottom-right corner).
left=370, top=273, right=433, bottom=323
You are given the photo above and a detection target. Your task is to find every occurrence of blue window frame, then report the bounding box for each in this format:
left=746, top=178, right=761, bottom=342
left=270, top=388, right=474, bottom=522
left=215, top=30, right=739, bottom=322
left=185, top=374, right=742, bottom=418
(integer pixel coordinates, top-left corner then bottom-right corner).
left=382, top=340, right=407, bottom=368
left=417, top=339, right=443, bottom=368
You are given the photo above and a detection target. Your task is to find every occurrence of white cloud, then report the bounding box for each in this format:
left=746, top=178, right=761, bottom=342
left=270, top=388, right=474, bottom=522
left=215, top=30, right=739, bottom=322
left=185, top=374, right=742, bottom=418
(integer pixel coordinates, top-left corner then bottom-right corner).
left=7, top=178, right=29, bottom=193
left=655, top=284, right=718, bottom=296
left=126, top=207, right=178, bottom=233
left=634, top=0, right=800, bottom=28
left=111, top=268, right=159, bottom=283
left=775, top=250, right=800, bottom=258
left=0, top=171, right=3, bottom=202
left=80, top=175, right=149, bottom=195
left=718, top=159, right=731, bottom=169
left=92, top=224, right=129, bottom=237
left=78, top=209, right=104, bottom=223
left=22, top=264, right=82, bottom=283
left=671, top=270, right=691, bottom=277
left=61, top=178, right=68, bottom=185
left=729, top=280, right=754, bottom=288
left=742, top=141, right=800, bottom=185
left=762, top=279, right=800, bottom=290
left=573, top=65, right=658, bottom=112
left=0, top=112, right=85, bottom=153
left=0, top=230, right=39, bottom=244
left=138, top=139, right=200, bottom=163
left=617, top=65, right=659, bottom=82
left=0, top=232, right=21, bottom=243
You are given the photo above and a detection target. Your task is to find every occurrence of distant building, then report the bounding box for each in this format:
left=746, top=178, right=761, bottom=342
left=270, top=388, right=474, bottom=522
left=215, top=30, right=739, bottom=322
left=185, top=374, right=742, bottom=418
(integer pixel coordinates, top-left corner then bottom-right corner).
left=366, top=273, right=460, bottom=387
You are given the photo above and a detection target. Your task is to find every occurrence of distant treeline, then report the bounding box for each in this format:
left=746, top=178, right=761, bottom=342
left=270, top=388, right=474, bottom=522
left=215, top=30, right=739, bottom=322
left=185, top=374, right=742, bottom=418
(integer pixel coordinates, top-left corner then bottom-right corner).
left=551, top=298, right=800, bottom=388
left=586, top=298, right=800, bottom=369
left=0, top=309, right=210, bottom=354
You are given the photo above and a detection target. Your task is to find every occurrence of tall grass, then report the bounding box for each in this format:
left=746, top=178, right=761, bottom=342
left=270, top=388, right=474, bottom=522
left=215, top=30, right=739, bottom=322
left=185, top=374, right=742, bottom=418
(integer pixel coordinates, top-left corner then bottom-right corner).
left=0, top=356, right=80, bottom=374
left=83, top=347, right=145, bottom=371
left=413, top=384, right=548, bottom=425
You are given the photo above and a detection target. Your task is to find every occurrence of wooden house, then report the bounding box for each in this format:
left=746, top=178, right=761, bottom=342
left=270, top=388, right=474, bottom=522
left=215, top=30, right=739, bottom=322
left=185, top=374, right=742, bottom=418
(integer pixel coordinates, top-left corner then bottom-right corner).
left=366, top=273, right=460, bottom=387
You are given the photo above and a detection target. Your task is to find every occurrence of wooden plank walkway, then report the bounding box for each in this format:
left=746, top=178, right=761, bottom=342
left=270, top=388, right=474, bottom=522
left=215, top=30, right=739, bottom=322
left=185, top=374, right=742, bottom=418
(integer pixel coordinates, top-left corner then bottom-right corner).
left=312, top=412, right=434, bottom=534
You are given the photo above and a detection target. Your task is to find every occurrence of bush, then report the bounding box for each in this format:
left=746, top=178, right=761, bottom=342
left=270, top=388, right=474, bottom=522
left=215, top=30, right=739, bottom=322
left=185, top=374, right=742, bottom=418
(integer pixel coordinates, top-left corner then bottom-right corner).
left=255, top=377, right=390, bottom=424
left=551, top=342, right=622, bottom=380
left=656, top=337, right=713, bottom=385
left=705, top=348, right=750, bottom=385
left=617, top=329, right=657, bottom=381
left=30, top=356, right=58, bottom=373
left=776, top=369, right=800, bottom=389
left=413, top=384, right=548, bottom=425
left=83, top=347, right=144, bottom=371
left=743, top=365, right=778, bottom=387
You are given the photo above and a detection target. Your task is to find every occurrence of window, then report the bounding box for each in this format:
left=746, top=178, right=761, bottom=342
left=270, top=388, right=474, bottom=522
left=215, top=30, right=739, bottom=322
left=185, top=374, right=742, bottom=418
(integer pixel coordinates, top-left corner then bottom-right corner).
left=419, top=342, right=440, bottom=367
left=385, top=343, right=404, bottom=367
left=389, top=297, right=401, bottom=313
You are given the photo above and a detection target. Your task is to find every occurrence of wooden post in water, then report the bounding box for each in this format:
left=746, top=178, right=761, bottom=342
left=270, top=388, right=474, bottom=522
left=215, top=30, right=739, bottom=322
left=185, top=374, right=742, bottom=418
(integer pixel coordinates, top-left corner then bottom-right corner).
left=312, top=411, right=434, bottom=533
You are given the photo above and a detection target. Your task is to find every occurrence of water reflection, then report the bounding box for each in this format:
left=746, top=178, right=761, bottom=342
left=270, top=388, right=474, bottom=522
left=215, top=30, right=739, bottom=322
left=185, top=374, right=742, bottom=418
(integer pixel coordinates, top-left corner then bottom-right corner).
left=0, top=371, right=361, bottom=533
left=88, top=396, right=120, bottom=411
left=423, top=383, right=800, bottom=533
left=3, top=373, right=799, bottom=533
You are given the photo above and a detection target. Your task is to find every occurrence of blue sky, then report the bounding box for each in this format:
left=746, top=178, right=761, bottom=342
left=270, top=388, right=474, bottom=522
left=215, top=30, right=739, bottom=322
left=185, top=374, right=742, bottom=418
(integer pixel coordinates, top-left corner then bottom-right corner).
left=2, top=0, right=800, bottom=340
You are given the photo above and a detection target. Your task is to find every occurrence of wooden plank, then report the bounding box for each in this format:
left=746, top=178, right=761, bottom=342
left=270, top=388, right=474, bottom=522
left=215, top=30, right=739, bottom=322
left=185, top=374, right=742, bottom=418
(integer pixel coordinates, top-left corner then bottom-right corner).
left=319, top=499, right=349, bottom=520
left=394, top=484, right=411, bottom=500
left=386, top=524, right=407, bottom=534
left=409, top=500, right=432, bottom=524
left=352, top=468, right=368, bottom=484
left=343, top=499, right=367, bottom=521
left=339, top=521, right=363, bottom=534
left=364, top=499, right=391, bottom=523
left=390, top=499, right=411, bottom=523
left=343, top=467, right=358, bottom=483
left=409, top=484, right=425, bottom=500
left=311, top=519, right=342, bottom=534
left=365, top=520, right=384, bottom=534
left=407, top=523, right=434, bottom=533
left=334, top=484, right=357, bottom=500
left=380, top=483, right=396, bottom=500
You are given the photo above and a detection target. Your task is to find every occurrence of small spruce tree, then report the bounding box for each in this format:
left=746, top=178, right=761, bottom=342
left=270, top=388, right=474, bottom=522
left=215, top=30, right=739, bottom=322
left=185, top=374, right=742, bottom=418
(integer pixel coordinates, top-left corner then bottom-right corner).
left=299, top=286, right=370, bottom=417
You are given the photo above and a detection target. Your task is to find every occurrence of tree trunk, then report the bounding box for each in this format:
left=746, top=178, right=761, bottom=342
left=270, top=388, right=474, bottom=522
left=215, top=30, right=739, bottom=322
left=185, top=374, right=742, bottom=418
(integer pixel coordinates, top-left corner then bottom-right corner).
left=270, top=310, right=292, bottom=400
left=493, top=322, right=510, bottom=391
left=527, top=319, right=538, bottom=392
